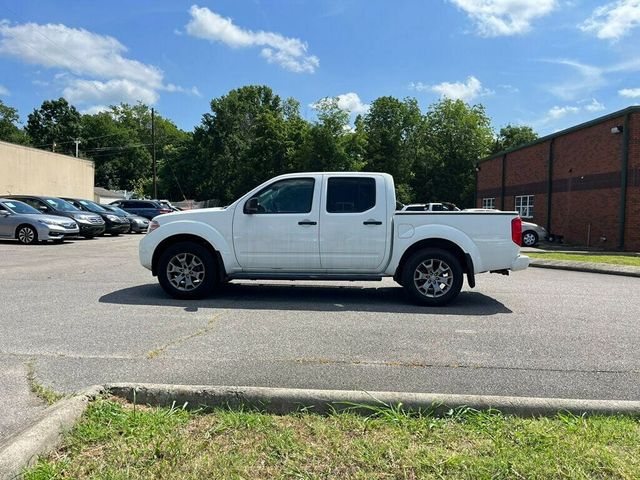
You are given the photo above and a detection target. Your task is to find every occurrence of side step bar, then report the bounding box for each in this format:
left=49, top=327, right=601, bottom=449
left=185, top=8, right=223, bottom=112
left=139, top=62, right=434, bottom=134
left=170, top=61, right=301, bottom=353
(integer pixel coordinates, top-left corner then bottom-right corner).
left=230, top=273, right=383, bottom=282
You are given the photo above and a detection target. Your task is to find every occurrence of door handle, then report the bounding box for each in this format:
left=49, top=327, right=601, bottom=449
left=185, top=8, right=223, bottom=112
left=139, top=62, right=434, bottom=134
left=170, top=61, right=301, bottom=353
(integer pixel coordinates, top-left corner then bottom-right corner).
left=298, top=220, right=317, bottom=225
left=363, top=220, right=382, bottom=225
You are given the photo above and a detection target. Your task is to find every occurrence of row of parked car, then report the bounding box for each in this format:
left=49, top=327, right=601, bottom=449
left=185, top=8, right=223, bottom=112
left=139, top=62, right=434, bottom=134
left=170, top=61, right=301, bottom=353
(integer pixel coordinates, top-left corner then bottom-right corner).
left=0, top=196, right=178, bottom=245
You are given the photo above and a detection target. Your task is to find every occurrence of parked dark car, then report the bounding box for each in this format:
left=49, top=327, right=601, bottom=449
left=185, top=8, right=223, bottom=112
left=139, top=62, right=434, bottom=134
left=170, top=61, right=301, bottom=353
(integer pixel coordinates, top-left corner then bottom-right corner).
left=6, top=195, right=105, bottom=238
left=109, top=199, right=172, bottom=220
left=101, top=204, right=150, bottom=233
left=0, top=198, right=79, bottom=244
left=62, top=198, right=130, bottom=236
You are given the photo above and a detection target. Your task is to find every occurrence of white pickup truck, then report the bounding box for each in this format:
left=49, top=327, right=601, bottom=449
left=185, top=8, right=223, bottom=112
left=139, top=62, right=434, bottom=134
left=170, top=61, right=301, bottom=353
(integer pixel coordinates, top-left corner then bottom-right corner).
left=139, top=172, right=529, bottom=306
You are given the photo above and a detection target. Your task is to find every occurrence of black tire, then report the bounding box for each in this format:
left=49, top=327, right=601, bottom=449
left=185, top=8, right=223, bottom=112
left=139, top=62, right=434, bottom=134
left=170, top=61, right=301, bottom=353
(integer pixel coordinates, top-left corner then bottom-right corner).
left=110, top=232, right=121, bottom=236
left=157, top=241, right=216, bottom=299
left=83, top=234, right=95, bottom=239
left=16, top=224, right=38, bottom=245
left=522, top=230, right=539, bottom=247
left=401, top=248, right=464, bottom=306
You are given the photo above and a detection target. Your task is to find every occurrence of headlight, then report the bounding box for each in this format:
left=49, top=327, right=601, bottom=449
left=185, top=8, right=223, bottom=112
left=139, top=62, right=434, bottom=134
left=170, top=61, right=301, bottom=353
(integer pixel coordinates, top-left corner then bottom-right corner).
left=148, top=220, right=160, bottom=233
left=76, top=215, right=92, bottom=223
left=106, top=214, right=119, bottom=222
left=37, top=219, right=57, bottom=226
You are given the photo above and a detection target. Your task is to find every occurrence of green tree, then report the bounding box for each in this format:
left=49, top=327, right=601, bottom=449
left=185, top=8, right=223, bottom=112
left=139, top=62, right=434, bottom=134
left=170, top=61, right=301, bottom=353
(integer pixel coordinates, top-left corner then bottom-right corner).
left=192, top=85, right=301, bottom=203
left=0, top=100, right=29, bottom=145
left=363, top=97, right=422, bottom=203
left=492, top=124, right=538, bottom=153
left=413, top=98, right=493, bottom=207
left=25, top=98, right=81, bottom=155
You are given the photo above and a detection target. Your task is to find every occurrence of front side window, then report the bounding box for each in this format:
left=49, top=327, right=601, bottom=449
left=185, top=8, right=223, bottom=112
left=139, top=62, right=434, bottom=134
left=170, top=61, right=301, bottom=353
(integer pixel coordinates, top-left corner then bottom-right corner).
left=482, top=197, right=496, bottom=209
left=515, top=195, right=534, bottom=218
left=326, top=177, right=376, bottom=213
left=247, top=178, right=315, bottom=214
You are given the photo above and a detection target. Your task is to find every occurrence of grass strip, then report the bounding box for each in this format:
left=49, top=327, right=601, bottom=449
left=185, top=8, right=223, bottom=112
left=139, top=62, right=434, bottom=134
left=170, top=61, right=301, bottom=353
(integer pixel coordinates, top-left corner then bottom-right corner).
left=528, top=252, right=640, bottom=267
left=23, top=398, right=640, bottom=479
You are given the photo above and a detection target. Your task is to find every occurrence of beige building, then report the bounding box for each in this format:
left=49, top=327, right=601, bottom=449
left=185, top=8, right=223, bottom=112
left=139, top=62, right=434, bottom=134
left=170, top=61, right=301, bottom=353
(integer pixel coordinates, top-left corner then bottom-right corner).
left=0, top=141, right=94, bottom=199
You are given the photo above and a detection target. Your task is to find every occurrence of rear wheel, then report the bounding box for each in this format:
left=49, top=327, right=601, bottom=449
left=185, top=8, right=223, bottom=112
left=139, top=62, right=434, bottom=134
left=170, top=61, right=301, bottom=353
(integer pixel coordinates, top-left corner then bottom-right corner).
left=522, top=230, right=539, bottom=247
left=16, top=225, right=38, bottom=245
left=401, top=248, right=463, bottom=306
left=157, top=241, right=216, bottom=299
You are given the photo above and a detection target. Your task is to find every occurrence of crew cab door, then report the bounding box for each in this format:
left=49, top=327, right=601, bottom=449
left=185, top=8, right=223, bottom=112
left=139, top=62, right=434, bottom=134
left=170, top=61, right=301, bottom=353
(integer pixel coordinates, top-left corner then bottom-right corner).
left=319, top=175, right=388, bottom=271
left=232, top=176, right=322, bottom=271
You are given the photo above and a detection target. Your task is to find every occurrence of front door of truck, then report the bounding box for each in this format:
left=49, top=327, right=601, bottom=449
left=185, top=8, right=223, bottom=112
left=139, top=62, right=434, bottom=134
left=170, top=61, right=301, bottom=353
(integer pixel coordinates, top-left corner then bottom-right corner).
left=233, top=176, right=322, bottom=271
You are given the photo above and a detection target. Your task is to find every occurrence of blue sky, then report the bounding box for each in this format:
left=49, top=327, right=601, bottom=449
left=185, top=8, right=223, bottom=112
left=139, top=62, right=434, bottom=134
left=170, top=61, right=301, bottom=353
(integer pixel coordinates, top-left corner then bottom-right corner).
left=1, top=0, right=640, bottom=135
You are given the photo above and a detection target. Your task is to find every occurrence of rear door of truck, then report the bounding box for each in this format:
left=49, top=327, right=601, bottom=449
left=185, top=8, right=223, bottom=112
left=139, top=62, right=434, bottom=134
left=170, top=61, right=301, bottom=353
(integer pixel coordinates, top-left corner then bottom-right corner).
left=319, top=174, right=388, bottom=270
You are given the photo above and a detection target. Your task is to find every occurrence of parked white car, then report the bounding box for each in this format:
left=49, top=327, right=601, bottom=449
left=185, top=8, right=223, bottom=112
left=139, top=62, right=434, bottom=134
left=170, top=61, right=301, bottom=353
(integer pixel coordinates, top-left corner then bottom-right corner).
left=140, top=172, right=529, bottom=306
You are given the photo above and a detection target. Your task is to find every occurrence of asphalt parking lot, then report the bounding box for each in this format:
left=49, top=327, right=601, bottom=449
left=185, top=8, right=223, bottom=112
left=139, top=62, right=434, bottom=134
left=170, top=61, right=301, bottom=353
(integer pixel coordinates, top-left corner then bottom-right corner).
left=2, top=235, right=640, bottom=437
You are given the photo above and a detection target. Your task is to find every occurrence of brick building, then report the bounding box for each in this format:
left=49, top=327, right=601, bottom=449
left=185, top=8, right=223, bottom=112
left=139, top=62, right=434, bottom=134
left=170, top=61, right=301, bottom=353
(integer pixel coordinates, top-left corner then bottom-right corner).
left=476, top=106, right=640, bottom=251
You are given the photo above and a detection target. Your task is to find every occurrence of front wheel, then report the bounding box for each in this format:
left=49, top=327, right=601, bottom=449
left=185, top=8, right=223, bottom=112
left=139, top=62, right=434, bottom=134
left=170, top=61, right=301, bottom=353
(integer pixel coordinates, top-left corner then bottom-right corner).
left=16, top=225, right=38, bottom=245
left=401, top=248, right=463, bottom=306
left=522, top=230, right=539, bottom=247
left=157, top=241, right=216, bottom=299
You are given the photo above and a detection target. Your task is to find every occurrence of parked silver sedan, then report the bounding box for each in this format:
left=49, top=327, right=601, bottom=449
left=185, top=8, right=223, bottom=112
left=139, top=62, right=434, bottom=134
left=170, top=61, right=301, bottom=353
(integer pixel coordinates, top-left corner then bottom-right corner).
left=0, top=198, right=79, bottom=244
left=521, top=221, right=548, bottom=247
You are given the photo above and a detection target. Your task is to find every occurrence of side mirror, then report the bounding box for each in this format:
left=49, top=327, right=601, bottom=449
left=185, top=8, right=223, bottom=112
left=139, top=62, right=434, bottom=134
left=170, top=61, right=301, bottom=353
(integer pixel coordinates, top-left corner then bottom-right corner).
left=244, top=197, right=260, bottom=214
left=38, top=206, right=48, bottom=212
left=0, top=210, right=10, bottom=217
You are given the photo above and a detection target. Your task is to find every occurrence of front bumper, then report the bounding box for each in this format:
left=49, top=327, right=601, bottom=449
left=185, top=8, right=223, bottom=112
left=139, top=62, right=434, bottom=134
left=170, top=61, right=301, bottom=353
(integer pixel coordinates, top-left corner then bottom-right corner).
left=511, top=254, right=530, bottom=271
left=39, top=225, right=80, bottom=240
left=77, top=223, right=106, bottom=236
left=130, top=220, right=149, bottom=233
left=105, top=221, right=131, bottom=234
left=139, top=234, right=154, bottom=271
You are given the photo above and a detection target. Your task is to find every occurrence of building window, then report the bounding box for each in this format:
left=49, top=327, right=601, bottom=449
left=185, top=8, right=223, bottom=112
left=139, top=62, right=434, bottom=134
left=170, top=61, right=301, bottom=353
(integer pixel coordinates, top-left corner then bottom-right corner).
left=515, top=195, right=534, bottom=218
left=482, top=197, right=496, bottom=209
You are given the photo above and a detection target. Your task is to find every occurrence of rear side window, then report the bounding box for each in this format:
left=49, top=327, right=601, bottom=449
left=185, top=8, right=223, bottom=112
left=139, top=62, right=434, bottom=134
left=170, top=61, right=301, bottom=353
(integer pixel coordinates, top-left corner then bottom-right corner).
left=326, top=177, right=376, bottom=213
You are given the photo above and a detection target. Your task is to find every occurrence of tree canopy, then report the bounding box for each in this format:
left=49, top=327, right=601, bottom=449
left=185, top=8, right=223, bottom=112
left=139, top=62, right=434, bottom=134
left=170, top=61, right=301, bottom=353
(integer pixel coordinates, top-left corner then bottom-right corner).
left=3, top=87, right=537, bottom=206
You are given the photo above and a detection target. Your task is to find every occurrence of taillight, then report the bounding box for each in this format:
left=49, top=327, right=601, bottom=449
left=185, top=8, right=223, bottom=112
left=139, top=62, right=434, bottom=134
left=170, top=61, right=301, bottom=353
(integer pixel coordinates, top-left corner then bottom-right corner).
left=511, top=217, right=522, bottom=246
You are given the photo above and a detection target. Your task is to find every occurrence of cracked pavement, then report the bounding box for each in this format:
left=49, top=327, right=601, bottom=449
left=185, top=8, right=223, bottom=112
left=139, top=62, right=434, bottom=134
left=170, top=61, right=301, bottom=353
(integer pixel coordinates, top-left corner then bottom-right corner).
left=1, top=234, right=639, bottom=438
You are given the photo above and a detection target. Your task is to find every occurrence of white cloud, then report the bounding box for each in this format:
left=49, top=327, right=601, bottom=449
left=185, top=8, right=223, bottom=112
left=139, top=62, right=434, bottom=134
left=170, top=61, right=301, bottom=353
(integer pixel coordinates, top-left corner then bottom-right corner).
left=63, top=79, right=159, bottom=106
left=619, top=87, right=640, bottom=97
left=580, top=0, right=640, bottom=40
left=411, top=76, right=492, bottom=102
left=0, top=20, right=190, bottom=110
left=583, top=98, right=606, bottom=112
left=81, top=105, right=109, bottom=115
left=185, top=5, right=319, bottom=73
left=311, top=92, right=370, bottom=115
left=0, top=84, right=8, bottom=96
left=545, top=57, right=640, bottom=100
left=547, top=105, right=579, bottom=120
left=449, top=0, right=557, bottom=36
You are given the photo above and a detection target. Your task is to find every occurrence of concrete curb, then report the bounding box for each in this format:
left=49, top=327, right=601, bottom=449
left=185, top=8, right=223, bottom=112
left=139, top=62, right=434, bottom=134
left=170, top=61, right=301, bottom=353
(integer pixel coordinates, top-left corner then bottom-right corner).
left=0, top=385, right=103, bottom=480
left=530, top=259, right=640, bottom=278
left=107, top=383, right=640, bottom=417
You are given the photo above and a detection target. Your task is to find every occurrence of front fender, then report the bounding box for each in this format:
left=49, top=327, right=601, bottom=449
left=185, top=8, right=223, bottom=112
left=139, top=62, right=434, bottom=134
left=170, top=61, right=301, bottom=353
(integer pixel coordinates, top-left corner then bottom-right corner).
left=138, top=220, right=235, bottom=272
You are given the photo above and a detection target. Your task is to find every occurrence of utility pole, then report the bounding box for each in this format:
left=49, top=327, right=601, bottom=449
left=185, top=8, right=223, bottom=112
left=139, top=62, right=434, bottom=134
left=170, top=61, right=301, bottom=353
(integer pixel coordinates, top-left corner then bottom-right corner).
left=73, top=139, right=81, bottom=158
left=152, top=107, right=157, bottom=199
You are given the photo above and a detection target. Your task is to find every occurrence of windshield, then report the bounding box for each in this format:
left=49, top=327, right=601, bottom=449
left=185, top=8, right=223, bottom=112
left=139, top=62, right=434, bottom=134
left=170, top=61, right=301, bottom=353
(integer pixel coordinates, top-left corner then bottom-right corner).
left=2, top=200, right=40, bottom=214
left=79, top=199, right=108, bottom=213
left=107, top=205, right=129, bottom=216
left=45, top=198, right=79, bottom=212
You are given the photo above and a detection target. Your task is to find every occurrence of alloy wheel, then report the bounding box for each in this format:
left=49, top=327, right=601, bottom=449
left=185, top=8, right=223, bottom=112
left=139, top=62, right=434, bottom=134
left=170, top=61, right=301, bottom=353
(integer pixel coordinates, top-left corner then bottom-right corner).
left=18, top=226, right=35, bottom=244
left=166, top=252, right=205, bottom=292
left=413, top=259, right=453, bottom=298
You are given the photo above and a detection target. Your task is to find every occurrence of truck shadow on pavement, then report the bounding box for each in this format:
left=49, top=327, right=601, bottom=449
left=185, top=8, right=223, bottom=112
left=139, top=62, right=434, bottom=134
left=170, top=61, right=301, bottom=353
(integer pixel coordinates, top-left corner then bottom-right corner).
left=99, top=283, right=512, bottom=316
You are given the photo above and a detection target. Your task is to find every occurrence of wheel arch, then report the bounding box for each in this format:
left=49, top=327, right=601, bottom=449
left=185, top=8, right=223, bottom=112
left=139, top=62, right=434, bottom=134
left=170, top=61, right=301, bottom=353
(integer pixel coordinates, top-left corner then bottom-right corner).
left=151, top=234, right=226, bottom=282
left=15, top=223, right=38, bottom=240
left=394, top=238, right=474, bottom=287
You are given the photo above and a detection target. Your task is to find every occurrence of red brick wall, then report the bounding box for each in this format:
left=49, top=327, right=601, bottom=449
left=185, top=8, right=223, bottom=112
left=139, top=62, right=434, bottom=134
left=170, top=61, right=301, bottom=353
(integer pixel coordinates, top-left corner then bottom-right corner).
left=551, top=115, right=625, bottom=248
left=625, top=113, right=640, bottom=251
left=476, top=109, right=640, bottom=251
